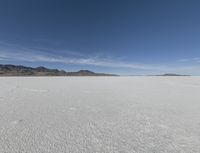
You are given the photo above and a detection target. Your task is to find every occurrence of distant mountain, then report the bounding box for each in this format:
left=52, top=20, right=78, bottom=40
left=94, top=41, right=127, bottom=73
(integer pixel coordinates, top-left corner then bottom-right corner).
left=157, top=73, right=190, bottom=76
left=0, top=64, right=117, bottom=76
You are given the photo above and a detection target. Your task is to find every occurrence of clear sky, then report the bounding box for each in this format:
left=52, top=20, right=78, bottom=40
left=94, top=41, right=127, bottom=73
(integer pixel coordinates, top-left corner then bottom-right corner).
left=0, top=0, right=200, bottom=75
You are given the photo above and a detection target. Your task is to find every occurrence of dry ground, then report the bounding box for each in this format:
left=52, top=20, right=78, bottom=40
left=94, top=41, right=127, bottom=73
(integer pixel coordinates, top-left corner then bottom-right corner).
left=0, top=77, right=200, bottom=153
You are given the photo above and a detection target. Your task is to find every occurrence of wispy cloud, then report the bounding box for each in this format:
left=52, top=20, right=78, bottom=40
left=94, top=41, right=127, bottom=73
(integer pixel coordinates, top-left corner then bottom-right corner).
left=0, top=41, right=165, bottom=70
left=2, top=49, right=200, bottom=75
left=0, top=50, right=163, bottom=70
left=1, top=41, right=200, bottom=75
left=179, top=57, right=200, bottom=63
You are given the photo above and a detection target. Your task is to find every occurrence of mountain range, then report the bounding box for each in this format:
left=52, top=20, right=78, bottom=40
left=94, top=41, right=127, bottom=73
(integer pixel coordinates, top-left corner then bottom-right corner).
left=0, top=64, right=117, bottom=76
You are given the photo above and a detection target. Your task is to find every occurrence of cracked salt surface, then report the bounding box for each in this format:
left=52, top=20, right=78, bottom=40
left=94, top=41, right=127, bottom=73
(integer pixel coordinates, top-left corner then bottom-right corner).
left=23, top=88, right=49, bottom=92
left=11, top=119, right=24, bottom=125
left=0, top=76, right=200, bottom=153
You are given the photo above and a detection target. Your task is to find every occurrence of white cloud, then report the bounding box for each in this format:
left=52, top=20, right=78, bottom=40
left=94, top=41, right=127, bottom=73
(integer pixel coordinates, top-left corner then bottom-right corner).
left=1, top=49, right=200, bottom=75
left=1, top=41, right=200, bottom=75
left=179, top=57, right=200, bottom=63
left=0, top=50, right=163, bottom=70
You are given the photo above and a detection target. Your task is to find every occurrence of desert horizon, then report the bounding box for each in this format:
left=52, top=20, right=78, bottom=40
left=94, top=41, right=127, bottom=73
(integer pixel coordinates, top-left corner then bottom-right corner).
left=1, top=0, right=200, bottom=152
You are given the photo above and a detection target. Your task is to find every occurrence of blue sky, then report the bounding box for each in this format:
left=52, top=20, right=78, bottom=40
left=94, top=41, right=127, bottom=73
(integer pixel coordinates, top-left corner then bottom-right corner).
left=0, top=0, right=200, bottom=75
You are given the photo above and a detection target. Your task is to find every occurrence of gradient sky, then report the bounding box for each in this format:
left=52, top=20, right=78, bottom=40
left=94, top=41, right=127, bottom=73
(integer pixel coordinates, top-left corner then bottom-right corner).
left=0, top=0, right=200, bottom=75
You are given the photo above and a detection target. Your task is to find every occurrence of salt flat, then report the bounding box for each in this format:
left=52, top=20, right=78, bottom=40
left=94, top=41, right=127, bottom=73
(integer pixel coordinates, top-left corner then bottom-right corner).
left=0, top=77, right=200, bottom=153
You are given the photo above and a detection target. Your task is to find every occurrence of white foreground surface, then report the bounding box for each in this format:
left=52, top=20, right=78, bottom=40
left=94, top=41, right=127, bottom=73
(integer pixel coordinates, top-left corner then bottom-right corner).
left=0, top=77, right=200, bottom=153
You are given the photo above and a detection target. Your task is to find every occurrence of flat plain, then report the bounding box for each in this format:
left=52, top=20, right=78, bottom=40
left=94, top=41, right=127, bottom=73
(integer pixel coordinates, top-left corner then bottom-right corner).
left=0, top=77, right=200, bottom=153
